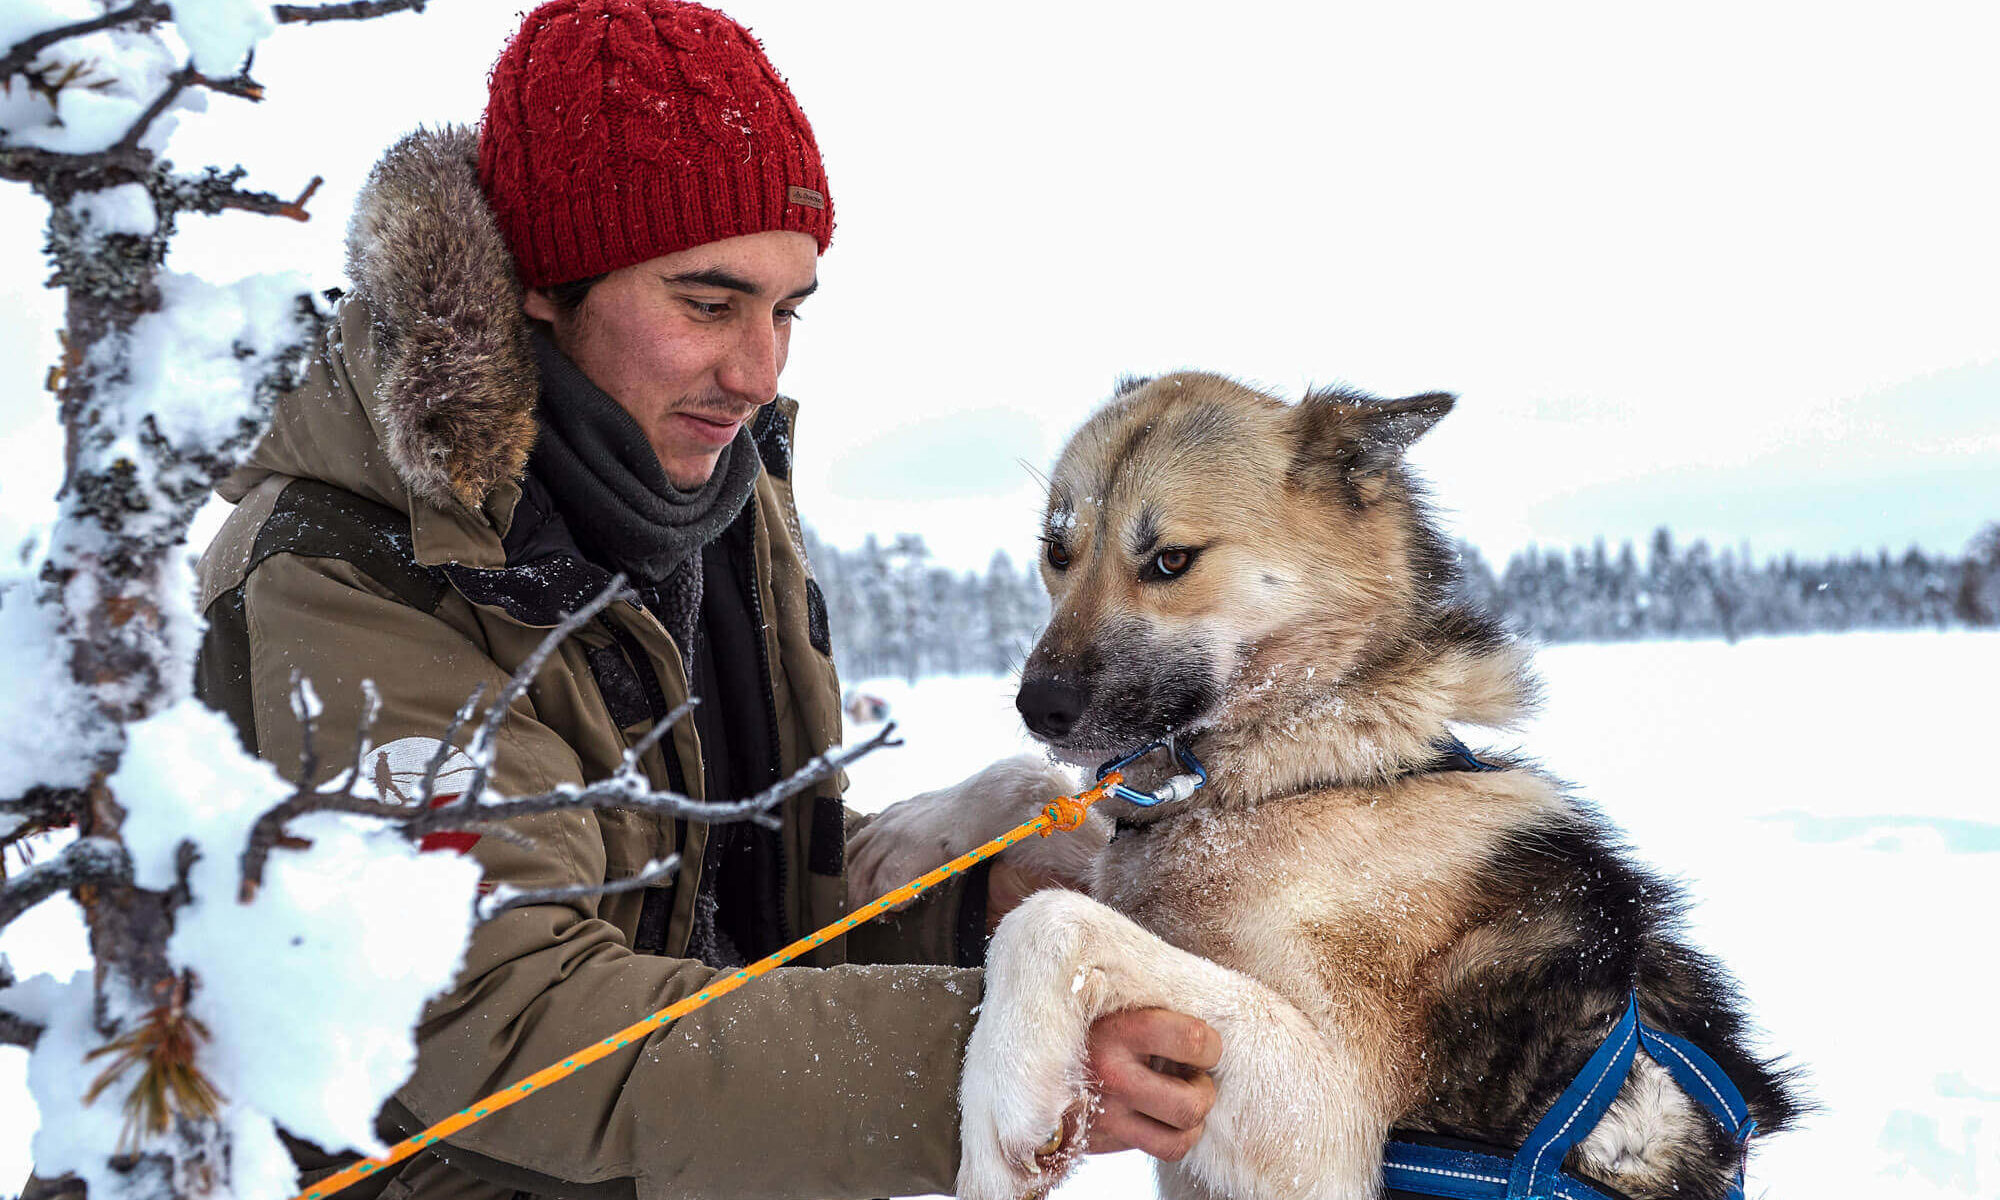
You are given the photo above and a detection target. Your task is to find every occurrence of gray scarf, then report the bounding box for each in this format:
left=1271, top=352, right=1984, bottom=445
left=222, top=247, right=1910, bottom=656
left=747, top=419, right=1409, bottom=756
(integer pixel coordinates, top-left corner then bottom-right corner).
left=528, top=326, right=761, bottom=661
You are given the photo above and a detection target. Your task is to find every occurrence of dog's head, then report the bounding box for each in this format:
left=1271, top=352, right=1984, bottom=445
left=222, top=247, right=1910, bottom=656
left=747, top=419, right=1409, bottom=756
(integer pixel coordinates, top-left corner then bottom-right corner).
left=1016, top=372, right=1457, bottom=762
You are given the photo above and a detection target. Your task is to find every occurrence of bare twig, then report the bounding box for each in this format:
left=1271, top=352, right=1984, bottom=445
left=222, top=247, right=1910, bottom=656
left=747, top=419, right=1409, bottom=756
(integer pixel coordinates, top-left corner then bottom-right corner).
left=193, top=68, right=263, bottom=101
left=107, top=65, right=193, bottom=159
left=0, top=1010, right=43, bottom=1049
left=456, top=574, right=634, bottom=811
left=208, top=173, right=319, bottom=221
left=240, top=706, right=901, bottom=909
left=0, top=959, right=44, bottom=1048
left=0, top=3, right=170, bottom=82
left=477, top=855, right=681, bottom=922
left=408, top=720, right=904, bottom=838
left=288, top=673, right=321, bottom=792
left=621, top=696, right=699, bottom=772
left=418, top=683, right=485, bottom=803
left=273, top=0, right=428, bottom=24
left=0, top=838, right=131, bottom=930
left=327, top=679, right=382, bottom=797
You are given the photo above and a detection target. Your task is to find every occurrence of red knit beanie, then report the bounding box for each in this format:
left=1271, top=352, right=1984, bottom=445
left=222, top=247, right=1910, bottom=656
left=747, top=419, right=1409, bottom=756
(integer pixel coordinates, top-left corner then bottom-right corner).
left=479, top=0, right=833, bottom=289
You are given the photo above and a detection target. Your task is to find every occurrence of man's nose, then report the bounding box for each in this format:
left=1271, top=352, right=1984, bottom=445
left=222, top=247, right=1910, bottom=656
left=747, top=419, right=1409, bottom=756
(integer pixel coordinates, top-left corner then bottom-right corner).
left=718, top=315, right=781, bottom=408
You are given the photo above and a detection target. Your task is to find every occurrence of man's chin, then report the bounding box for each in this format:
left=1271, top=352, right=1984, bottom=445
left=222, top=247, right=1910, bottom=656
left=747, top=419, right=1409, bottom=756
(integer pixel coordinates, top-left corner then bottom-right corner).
left=659, top=451, right=724, bottom=491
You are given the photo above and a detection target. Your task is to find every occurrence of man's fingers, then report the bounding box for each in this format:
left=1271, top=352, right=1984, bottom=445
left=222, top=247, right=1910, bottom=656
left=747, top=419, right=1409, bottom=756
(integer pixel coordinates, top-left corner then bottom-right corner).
left=1084, top=1106, right=1202, bottom=1162
left=1096, top=1052, right=1216, bottom=1132
left=1097, top=1007, right=1223, bottom=1074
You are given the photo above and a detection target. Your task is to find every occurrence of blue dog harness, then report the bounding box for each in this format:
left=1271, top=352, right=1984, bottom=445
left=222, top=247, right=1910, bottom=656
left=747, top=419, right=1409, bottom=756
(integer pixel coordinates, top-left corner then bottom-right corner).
left=1385, top=741, right=1757, bottom=1200
left=1382, top=992, right=1757, bottom=1200
left=1099, top=737, right=1757, bottom=1199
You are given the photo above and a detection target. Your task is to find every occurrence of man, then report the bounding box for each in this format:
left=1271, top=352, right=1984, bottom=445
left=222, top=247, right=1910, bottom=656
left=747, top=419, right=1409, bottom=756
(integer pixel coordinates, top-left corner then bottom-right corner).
left=194, top=3, right=1217, bottom=1198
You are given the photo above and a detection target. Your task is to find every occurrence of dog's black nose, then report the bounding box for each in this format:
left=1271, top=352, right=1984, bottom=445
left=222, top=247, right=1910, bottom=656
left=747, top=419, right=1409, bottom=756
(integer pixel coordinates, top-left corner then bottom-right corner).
left=1017, top=678, right=1089, bottom=740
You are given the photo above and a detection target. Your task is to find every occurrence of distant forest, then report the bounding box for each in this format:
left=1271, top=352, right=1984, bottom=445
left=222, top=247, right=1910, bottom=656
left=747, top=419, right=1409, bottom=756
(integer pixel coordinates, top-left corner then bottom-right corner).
left=804, top=524, right=2000, bottom=683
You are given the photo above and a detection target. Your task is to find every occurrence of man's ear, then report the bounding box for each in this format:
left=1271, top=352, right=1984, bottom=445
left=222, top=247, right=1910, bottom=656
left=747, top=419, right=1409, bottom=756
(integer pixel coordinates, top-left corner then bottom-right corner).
left=1288, top=388, right=1456, bottom=505
left=523, top=287, right=557, bottom=323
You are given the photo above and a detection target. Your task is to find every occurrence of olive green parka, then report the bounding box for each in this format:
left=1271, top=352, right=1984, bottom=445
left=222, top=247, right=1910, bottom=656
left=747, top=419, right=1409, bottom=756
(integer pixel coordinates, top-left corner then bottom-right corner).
left=194, top=127, right=982, bottom=1200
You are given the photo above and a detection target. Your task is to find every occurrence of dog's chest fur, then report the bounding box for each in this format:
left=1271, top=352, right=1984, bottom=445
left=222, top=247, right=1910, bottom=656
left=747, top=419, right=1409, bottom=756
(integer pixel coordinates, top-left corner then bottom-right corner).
left=1094, top=768, right=1563, bottom=1099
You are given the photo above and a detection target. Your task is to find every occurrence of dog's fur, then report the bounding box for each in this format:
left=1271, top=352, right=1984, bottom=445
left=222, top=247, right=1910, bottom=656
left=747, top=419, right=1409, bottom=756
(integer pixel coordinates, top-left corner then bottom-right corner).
left=955, top=373, right=1800, bottom=1200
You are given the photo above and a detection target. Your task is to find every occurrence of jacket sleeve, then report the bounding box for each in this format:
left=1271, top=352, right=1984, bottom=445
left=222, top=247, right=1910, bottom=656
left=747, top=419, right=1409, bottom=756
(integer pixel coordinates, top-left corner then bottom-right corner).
left=225, top=550, right=983, bottom=1200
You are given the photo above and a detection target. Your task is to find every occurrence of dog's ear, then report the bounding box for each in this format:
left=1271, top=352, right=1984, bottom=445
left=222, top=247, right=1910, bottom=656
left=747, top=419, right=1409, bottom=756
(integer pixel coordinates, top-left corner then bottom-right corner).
left=1289, top=389, right=1455, bottom=505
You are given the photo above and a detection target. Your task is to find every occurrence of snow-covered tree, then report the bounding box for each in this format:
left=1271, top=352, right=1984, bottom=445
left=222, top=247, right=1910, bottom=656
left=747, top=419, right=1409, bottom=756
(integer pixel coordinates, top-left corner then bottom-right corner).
left=0, top=8, right=888, bottom=1200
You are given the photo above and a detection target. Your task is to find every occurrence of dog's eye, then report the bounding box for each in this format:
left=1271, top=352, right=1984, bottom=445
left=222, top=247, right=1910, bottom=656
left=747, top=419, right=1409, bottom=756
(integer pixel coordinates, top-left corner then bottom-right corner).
left=1045, top=540, right=1071, bottom=570
left=1149, top=548, right=1195, bottom=580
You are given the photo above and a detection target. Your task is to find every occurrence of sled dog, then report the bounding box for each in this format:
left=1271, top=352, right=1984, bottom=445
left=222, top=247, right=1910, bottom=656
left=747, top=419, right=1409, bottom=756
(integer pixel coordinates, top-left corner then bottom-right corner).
left=947, top=374, right=1799, bottom=1199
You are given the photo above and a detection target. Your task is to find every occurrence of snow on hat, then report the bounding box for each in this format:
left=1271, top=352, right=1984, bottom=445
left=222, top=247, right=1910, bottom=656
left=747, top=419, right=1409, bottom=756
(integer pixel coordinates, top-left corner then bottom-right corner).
left=479, top=0, right=833, bottom=289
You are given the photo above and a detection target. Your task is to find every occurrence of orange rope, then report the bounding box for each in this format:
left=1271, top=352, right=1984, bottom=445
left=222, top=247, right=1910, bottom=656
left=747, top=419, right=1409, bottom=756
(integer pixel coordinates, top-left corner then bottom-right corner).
left=294, top=771, right=1124, bottom=1200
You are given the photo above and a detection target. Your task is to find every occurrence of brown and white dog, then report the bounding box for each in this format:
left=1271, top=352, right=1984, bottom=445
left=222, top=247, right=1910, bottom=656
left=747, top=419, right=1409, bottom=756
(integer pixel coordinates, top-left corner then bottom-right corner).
left=908, top=374, right=1798, bottom=1199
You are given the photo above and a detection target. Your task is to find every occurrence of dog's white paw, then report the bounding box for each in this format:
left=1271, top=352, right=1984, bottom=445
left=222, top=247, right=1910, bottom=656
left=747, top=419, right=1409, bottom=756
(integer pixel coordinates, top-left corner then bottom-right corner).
left=958, top=893, right=1105, bottom=1199
left=958, top=1026, right=1091, bottom=1200
left=848, top=754, right=1086, bottom=910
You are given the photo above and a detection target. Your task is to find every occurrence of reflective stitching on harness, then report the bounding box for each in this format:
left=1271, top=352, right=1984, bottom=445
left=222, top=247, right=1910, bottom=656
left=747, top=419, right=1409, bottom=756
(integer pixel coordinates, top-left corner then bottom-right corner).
left=1642, top=1032, right=1736, bottom=1127
left=1524, top=1016, right=1638, bottom=1193
left=1390, top=1163, right=1508, bottom=1186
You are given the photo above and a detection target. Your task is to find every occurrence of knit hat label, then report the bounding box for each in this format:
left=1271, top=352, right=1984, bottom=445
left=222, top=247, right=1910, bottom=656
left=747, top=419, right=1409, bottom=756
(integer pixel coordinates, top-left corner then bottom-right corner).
left=787, top=185, right=826, bottom=211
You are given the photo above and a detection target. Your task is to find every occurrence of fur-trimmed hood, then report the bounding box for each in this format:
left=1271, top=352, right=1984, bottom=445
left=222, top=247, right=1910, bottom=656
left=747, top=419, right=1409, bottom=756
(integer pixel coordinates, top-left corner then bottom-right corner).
left=223, top=125, right=540, bottom=528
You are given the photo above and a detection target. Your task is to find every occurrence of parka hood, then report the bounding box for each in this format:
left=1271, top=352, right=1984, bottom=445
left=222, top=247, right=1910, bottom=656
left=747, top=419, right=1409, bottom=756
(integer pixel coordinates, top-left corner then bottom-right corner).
left=223, top=125, right=538, bottom=524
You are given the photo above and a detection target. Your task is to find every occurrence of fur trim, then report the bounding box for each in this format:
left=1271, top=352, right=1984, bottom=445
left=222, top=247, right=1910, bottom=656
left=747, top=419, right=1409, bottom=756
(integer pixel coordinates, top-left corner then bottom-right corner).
left=345, top=125, right=538, bottom=511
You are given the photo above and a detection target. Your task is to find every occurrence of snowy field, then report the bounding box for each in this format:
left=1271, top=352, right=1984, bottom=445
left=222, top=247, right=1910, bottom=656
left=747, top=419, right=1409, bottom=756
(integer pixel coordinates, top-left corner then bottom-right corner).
left=5, top=630, right=1997, bottom=1197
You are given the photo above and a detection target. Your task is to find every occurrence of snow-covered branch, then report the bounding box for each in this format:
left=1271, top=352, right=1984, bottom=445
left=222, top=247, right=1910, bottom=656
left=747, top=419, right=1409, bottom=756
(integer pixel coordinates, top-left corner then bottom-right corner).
left=0, top=837, right=131, bottom=932
left=0, top=4, right=169, bottom=83
left=272, top=0, right=427, bottom=24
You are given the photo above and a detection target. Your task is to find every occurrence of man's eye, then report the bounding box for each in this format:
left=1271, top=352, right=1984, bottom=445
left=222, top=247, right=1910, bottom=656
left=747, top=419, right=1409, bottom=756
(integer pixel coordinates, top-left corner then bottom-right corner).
left=1150, top=548, right=1195, bottom=579
left=1045, top=540, right=1071, bottom=570
left=776, top=307, right=803, bottom=324
left=686, top=299, right=730, bottom=318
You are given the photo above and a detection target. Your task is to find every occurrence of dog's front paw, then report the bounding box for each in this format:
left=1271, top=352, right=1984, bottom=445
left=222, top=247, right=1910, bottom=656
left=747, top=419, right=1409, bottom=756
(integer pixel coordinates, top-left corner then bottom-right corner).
left=958, top=1027, right=1093, bottom=1200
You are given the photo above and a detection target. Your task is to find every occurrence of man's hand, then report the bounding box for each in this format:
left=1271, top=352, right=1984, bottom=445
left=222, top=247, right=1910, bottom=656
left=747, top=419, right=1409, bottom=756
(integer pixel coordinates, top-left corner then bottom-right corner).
left=1083, top=1008, right=1222, bottom=1161
left=847, top=755, right=1100, bottom=913
left=985, top=859, right=1065, bottom=935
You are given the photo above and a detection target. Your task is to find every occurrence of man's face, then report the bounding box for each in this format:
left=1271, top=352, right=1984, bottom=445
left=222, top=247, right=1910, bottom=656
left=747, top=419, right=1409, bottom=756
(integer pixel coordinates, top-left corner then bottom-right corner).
left=525, top=230, right=820, bottom=489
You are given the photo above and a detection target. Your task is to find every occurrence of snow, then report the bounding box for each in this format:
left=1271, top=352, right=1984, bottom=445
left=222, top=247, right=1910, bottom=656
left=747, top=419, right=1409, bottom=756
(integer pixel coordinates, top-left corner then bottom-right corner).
left=0, top=576, right=113, bottom=800
left=169, top=0, right=277, bottom=80
left=836, top=632, right=2000, bottom=1200
left=2, top=635, right=1993, bottom=1194
left=69, top=184, right=156, bottom=238
left=0, top=23, right=196, bottom=156
left=0, top=0, right=94, bottom=53
left=110, top=269, right=314, bottom=455
left=0, top=0, right=277, bottom=153
left=108, top=700, right=481, bottom=1160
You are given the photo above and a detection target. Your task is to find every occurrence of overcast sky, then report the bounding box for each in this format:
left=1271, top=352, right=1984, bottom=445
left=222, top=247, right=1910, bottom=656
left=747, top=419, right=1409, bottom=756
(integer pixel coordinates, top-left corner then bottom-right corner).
left=4, top=1, right=1996, bottom=572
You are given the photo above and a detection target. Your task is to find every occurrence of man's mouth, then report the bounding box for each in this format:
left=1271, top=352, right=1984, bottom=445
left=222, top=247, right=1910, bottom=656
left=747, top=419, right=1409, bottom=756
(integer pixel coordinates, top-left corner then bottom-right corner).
left=670, top=411, right=746, bottom=448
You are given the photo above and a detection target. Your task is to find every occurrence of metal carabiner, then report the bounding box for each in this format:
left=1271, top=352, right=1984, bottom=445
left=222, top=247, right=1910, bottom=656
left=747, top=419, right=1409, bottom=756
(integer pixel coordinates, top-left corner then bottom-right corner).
left=1094, top=736, right=1208, bottom=807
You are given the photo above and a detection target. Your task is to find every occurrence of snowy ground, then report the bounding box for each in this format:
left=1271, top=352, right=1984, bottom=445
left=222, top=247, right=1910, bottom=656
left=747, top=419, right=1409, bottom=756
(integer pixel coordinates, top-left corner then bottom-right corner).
left=5, top=630, right=1996, bottom=1197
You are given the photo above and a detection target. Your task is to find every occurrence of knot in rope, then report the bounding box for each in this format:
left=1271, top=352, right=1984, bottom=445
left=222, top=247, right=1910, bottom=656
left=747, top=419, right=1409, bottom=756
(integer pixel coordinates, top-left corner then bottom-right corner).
left=1040, top=771, right=1120, bottom=834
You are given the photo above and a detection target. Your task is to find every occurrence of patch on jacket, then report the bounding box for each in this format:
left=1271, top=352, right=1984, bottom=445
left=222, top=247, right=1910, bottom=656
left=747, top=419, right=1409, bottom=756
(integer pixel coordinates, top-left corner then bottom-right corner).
left=752, top=403, right=793, bottom=481
left=805, top=578, right=833, bottom=657
left=585, top=642, right=653, bottom=729
left=808, top=795, right=844, bottom=876
left=364, top=736, right=483, bottom=855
